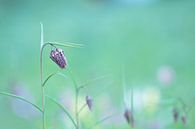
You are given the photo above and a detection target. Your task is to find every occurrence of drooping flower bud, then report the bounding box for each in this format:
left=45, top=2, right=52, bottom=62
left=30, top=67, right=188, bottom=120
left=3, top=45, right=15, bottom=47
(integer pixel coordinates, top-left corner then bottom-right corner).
left=86, top=95, right=93, bottom=111
left=172, top=108, right=179, bottom=123
left=124, top=109, right=134, bottom=128
left=181, top=115, right=187, bottom=125
left=50, top=48, right=67, bottom=69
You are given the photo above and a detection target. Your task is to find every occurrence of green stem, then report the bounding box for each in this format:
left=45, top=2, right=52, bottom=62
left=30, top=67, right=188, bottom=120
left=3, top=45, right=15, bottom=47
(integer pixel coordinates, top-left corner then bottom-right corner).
left=67, top=69, right=78, bottom=90
left=75, top=89, right=79, bottom=129
left=131, top=87, right=133, bottom=113
left=41, top=87, right=45, bottom=129
left=67, top=69, right=79, bottom=129
left=64, top=68, right=83, bottom=128
left=39, top=21, right=83, bottom=129
left=39, top=23, right=83, bottom=129
left=0, top=92, right=42, bottom=112
left=40, top=22, right=46, bottom=129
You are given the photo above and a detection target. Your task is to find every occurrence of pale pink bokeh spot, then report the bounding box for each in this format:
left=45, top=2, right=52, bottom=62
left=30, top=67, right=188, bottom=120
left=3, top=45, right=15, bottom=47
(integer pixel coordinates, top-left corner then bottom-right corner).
left=157, top=66, right=175, bottom=86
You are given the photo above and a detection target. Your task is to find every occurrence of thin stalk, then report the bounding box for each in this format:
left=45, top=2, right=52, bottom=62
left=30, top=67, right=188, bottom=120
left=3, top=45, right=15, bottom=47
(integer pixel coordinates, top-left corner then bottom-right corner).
left=42, top=73, right=57, bottom=87
left=41, top=86, right=45, bottom=129
left=122, top=66, right=127, bottom=107
left=40, top=21, right=83, bottom=129
left=131, top=87, right=133, bottom=113
left=67, top=69, right=79, bottom=129
left=75, top=89, right=79, bottom=129
left=39, top=24, right=82, bottom=129
left=40, top=23, right=83, bottom=129
left=40, top=22, right=46, bottom=129
left=67, top=68, right=78, bottom=90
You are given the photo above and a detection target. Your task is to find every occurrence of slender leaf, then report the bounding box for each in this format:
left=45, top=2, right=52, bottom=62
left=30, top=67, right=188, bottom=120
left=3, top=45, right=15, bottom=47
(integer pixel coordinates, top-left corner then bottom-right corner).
left=78, top=74, right=111, bottom=90
left=78, top=103, right=87, bottom=115
left=0, top=92, right=42, bottom=112
left=46, top=95, right=77, bottom=128
left=88, top=114, right=117, bottom=129
left=45, top=42, right=83, bottom=48
left=42, top=72, right=67, bottom=87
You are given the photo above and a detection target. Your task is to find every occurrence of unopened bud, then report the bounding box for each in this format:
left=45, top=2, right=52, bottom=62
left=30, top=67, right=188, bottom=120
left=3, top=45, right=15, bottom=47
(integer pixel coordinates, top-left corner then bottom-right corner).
left=181, top=115, right=187, bottom=125
left=86, top=95, right=93, bottom=111
left=172, top=108, right=179, bottom=123
left=124, top=109, right=134, bottom=128
left=50, top=48, right=67, bottom=69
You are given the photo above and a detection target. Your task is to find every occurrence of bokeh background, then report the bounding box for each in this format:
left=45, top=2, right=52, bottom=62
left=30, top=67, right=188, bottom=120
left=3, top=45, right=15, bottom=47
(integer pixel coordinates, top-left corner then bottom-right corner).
left=0, top=0, right=195, bottom=129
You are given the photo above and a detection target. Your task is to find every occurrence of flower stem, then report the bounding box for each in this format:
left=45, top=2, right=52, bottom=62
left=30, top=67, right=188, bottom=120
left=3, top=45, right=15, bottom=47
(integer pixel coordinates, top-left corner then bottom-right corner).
left=67, top=69, right=80, bottom=129
left=41, top=86, right=45, bottom=129
left=40, top=23, right=46, bottom=129
left=76, top=89, right=79, bottom=129
left=131, top=87, right=133, bottom=113
left=40, top=22, right=82, bottom=129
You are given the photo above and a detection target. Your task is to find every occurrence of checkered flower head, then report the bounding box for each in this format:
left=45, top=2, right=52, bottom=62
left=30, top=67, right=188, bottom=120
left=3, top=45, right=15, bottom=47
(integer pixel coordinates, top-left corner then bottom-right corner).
left=50, top=48, right=67, bottom=69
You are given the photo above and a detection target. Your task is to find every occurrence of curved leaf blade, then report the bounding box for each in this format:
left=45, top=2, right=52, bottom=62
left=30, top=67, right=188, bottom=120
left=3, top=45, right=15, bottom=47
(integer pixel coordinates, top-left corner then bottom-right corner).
left=42, top=72, right=67, bottom=87
left=45, top=42, right=84, bottom=48
left=0, top=92, right=42, bottom=112
left=46, top=95, right=77, bottom=128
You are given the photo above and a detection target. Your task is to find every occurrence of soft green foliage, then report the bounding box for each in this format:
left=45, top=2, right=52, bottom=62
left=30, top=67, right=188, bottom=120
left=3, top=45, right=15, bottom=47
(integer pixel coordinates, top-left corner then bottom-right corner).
left=0, top=0, right=195, bottom=129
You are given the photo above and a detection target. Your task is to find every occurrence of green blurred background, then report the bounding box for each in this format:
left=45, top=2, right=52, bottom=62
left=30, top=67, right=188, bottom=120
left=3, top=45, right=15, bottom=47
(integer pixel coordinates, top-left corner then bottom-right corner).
left=0, top=0, right=195, bottom=129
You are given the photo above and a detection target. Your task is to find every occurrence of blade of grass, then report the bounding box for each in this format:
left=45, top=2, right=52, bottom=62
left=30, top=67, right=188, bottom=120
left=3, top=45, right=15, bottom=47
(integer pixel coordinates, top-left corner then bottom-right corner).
left=45, top=42, right=84, bottom=48
left=88, top=114, right=117, bottom=129
left=40, top=22, right=44, bottom=49
left=42, top=72, right=67, bottom=87
left=131, top=87, right=133, bottom=113
left=78, top=74, right=111, bottom=90
left=78, top=103, right=87, bottom=115
left=0, top=91, right=42, bottom=112
left=46, top=95, right=77, bottom=128
left=122, top=66, right=127, bottom=107
left=47, top=41, right=84, bottom=47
